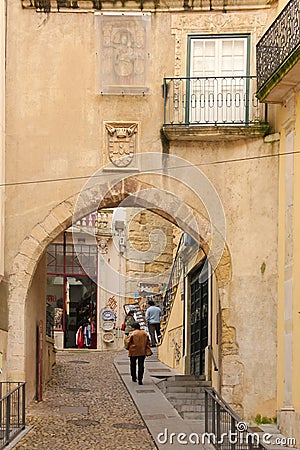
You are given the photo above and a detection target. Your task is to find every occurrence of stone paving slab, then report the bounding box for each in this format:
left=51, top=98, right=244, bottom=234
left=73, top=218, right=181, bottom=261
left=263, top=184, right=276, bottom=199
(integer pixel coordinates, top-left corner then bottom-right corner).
left=14, top=350, right=157, bottom=450
left=114, top=350, right=212, bottom=450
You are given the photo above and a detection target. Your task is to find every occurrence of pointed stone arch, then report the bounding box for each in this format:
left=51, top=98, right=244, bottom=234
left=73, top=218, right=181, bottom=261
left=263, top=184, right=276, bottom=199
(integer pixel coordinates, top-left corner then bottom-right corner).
left=7, top=176, right=232, bottom=380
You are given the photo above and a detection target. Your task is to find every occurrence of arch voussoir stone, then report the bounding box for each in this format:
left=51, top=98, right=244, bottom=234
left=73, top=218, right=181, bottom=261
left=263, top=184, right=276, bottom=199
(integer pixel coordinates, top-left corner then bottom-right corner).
left=51, top=201, right=74, bottom=228
left=11, top=254, right=36, bottom=280
left=7, top=177, right=233, bottom=381
left=19, top=237, right=44, bottom=263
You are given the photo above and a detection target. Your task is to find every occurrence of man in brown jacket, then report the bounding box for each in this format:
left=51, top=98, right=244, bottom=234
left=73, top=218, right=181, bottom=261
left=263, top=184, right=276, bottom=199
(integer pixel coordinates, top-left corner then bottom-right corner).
left=125, top=322, right=151, bottom=385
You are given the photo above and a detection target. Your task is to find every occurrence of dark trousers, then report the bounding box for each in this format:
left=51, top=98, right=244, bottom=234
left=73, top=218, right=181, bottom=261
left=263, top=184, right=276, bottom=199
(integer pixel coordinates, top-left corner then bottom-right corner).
left=130, top=356, right=145, bottom=382
left=148, top=323, right=161, bottom=346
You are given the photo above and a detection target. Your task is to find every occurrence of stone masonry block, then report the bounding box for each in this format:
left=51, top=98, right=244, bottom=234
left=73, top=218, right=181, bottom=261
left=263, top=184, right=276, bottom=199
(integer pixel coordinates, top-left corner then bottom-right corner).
left=52, top=202, right=74, bottom=228
left=11, top=254, right=37, bottom=278
left=41, top=213, right=64, bottom=238
left=222, top=359, right=243, bottom=386
left=221, top=386, right=233, bottom=404
left=8, top=370, right=26, bottom=382
left=126, top=261, right=145, bottom=271
left=219, top=289, right=230, bottom=309
left=30, top=223, right=50, bottom=246
left=19, top=237, right=43, bottom=262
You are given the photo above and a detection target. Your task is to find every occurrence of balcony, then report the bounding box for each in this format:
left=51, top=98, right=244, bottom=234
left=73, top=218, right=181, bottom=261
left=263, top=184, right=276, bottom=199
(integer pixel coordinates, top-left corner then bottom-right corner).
left=162, top=76, right=269, bottom=142
left=256, top=0, right=300, bottom=103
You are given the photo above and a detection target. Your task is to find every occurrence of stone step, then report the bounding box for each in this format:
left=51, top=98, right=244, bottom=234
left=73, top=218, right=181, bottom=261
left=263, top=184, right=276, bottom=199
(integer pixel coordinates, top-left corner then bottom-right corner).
left=168, top=375, right=206, bottom=382
left=166, top=398, right=205, bottom=407
left=182, top=411, right=205, bottom=420
left=166, top=392, right=206, bottom=400
left=175, top=404, right=205, bottom=413
left=167, top=398, right=205, bottom=407
left=163, top=386, right=207, bottom=393
left=164, top=379, right=211, bottom=387
left=157, top=375, right=209, bottom=422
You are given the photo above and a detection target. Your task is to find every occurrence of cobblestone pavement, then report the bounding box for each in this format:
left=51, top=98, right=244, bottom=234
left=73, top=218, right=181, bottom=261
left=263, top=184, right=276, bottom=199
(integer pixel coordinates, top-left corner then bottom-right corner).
left=15, top=350, right=157, bottom=450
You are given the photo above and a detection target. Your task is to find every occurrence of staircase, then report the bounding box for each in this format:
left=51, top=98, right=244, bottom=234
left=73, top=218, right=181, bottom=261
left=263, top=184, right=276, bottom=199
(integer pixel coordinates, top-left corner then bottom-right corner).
left=160, top=235, right=184, bottom=335
left=157, top=375, right=211, bottom=421
left=160, top=233, right=198, bottom=336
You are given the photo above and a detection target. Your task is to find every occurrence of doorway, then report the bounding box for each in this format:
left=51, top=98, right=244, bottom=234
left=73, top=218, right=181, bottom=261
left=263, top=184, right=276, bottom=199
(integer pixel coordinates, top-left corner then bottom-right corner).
left=46, top=237, right=98, bottom=349
left=190, top=261, right=209, bottom=377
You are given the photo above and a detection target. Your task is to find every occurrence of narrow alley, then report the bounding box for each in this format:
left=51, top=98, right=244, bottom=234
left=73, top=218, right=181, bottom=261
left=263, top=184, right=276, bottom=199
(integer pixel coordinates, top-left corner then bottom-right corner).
left=14, top=350, right=157, bottom=450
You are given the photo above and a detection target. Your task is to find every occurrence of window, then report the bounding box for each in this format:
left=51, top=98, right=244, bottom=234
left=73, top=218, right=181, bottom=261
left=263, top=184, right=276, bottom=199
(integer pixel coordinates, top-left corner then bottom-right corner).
left=187, top=35, right=250, bottom=124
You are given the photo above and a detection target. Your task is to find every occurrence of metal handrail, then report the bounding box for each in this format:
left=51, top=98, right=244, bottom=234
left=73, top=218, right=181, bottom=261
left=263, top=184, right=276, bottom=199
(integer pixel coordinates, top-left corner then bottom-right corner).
left=205, top=388, right=268, bottom=450
left=208, top=345, right=218, bottom=372
left=205, top=388, right=241, bottom=419
left=0, top=382, right=26, bottom=449
left=161, top=233, right=185, bottom=328
left=166, top=233, right=185, bottom=291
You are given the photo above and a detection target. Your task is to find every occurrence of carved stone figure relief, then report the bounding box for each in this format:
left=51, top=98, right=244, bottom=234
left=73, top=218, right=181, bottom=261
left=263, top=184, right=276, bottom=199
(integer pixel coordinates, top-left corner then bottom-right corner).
left=97, top=237, right=109, bottom=254
left=96, top=14, right=151, bottom=94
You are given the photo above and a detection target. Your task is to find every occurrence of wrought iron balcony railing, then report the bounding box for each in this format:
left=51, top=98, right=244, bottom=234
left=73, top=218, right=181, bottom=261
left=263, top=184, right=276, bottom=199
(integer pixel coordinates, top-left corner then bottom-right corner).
left=256, top=0, right=300, bottom=91
left=163, top=76, right=266, bottom=127
left=22, top=0, right=271, bottom=12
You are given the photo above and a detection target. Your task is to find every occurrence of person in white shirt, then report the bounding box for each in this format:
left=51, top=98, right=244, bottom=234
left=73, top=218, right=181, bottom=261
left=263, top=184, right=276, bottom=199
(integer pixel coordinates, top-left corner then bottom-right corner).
left=145, top=299, right=162, bottom=347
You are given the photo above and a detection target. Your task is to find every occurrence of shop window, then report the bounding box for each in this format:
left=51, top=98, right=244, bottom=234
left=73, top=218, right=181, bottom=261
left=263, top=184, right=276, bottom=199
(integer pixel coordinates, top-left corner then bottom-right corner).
left=46, top=242, right=98, bottom=349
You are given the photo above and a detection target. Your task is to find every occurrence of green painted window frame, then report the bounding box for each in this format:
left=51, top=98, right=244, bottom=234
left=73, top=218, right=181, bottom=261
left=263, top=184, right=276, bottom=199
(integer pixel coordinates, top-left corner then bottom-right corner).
left=186, top=34, right=251, bottom=125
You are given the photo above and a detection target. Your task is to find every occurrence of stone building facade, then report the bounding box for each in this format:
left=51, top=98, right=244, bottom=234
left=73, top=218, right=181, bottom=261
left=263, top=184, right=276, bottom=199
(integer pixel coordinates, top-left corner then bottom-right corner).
left=256, top=0, right=300, bottom=441
left=0, top=0, right=283, bottom=424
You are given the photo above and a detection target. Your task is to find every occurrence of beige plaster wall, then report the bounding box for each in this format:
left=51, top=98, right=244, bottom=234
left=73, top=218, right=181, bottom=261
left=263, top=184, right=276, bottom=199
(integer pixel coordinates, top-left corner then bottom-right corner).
left=277, top=89, right=300, bottom=441
left=5, top=0, right=279, bottom=418
left=0, top=272, right=5, bottom=378
left=5, top=9, right=175, bottom=275
left=0, top=280, right=8, bottom=379
left=25, top=253, right=49, bottom=402
left=159, top=282, right=184, bottom=373
left=0, top=0, right=5, bottom=280
left=169, top=136, right=279, bottom=418
left=0, top=329, right=8, bottom=380
left=0, top=279, right=8, bottom=330
left=4, top=4, right=277, bottom=273
left=292, top=91, right=300, bottom=413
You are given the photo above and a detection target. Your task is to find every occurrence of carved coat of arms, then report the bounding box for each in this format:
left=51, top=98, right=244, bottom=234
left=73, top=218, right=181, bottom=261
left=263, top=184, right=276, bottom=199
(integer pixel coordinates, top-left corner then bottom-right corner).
left=105, top=122, right=138, bottom=168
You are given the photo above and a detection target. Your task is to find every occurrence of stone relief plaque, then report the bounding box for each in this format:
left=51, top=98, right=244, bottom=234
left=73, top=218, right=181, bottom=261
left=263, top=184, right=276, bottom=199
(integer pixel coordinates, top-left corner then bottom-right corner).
left=104, top=121, right=139, bottom=168
left=95, top=13, right=151, bottom=95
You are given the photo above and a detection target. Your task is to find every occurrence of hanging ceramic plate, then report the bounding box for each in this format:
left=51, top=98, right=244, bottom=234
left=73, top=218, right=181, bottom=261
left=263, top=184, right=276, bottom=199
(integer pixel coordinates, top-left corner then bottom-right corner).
left=102, top=320, right=114, bottom=331
left=103, top=332, right=114, bottom=343
left=102, top=310, right=115, bottom=321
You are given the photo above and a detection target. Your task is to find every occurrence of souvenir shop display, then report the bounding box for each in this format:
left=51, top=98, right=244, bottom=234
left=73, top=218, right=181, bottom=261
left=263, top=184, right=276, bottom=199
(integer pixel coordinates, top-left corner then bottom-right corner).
left=123, top=302, right=146, bottom=330
left=76, top=288, right=97, bottom=348
left=102, top=332, right=114, bottom=343
left=101, top=308, right=116, bottom=343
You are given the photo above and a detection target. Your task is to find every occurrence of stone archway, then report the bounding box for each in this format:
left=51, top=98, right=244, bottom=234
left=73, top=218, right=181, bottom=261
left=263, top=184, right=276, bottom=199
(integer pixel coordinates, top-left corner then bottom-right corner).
left=7, top=175, right=233, bottom=383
